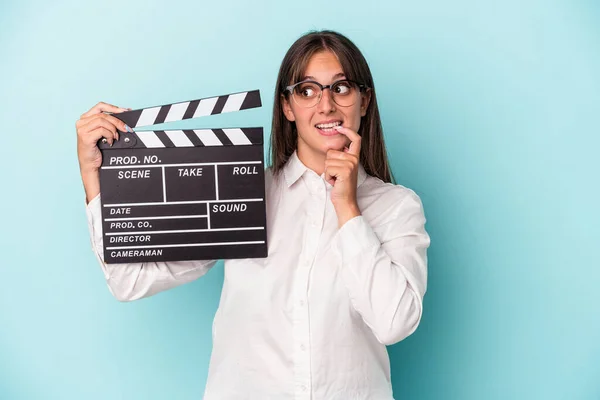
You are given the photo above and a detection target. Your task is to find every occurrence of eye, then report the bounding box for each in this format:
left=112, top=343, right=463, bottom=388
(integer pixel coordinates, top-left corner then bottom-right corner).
left=296, top=83, right=319, bottom=98
left=333, top=81, right=352, bottom=95
left=301, top=88, right=315, bottom=97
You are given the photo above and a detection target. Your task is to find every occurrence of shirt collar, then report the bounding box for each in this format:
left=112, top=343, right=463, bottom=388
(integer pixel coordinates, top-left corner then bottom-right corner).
left=282, top=151, right=306, bottom=187
left=283, top=150, right=368, bottom=189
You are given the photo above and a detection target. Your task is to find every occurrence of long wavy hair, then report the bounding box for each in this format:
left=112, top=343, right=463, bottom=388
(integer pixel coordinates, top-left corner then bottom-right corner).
left=269, top=30, right=394, bottom=183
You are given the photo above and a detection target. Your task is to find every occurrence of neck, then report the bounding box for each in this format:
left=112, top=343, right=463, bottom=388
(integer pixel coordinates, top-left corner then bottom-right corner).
left=296, top=146, right=326, bottom=176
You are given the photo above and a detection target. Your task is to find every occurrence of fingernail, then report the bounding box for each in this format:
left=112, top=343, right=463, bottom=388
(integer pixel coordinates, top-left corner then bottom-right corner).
left=125, top=125, right=133, bottom=133
left=334, top=125, right=343, bottom=130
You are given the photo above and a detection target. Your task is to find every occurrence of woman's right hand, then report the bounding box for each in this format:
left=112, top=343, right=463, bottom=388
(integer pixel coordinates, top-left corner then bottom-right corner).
left=76, top=102, right=131, bottom=202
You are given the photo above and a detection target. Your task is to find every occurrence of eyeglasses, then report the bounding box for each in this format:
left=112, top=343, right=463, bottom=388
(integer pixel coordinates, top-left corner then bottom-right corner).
left=283, top=79, right=368, bottom=108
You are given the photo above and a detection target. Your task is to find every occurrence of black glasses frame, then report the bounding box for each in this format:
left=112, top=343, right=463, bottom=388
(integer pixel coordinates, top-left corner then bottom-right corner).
left=283, top=79, right=369, bottom=107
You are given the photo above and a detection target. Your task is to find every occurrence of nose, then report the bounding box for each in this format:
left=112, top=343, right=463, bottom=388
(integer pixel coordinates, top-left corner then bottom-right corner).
left=317, top=87, right=336, bottom=113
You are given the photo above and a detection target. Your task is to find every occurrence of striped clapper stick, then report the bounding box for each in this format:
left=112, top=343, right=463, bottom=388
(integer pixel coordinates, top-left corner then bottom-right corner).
left=97, top=90, right=268, bottom=263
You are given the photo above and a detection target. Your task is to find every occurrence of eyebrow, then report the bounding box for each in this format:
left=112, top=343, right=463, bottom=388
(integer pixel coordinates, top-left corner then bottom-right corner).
left=301, top=72, right=346, bottom=81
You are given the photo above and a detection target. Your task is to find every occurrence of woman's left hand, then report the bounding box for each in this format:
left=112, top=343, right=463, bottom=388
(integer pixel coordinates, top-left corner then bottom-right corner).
left=325, top=125, right=362, bottom=227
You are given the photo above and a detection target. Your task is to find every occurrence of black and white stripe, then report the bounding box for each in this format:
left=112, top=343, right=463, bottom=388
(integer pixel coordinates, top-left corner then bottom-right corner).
left=131, top=128, right=263, bottom=148
left=115, top=90, right=261, bottom=129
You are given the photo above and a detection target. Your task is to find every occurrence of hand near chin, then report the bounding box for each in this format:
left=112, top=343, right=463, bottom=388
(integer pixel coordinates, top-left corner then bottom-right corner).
left=324, top=126, right=362, bottom=227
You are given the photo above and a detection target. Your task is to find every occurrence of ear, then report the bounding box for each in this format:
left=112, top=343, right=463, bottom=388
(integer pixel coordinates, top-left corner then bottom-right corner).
left=282, top=95, right=296, bottom=122
left=360, top=89, right=372, bottom=117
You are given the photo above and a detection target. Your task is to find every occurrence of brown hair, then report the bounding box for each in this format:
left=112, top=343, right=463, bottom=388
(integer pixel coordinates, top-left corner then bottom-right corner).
left=269, top=30, right=394, bottom=183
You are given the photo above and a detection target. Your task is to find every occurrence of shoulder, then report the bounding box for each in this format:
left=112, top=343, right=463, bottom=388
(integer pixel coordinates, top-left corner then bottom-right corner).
left=358, top=175, right=426, bottom=223
left=264, top=166, right=287, bottom=197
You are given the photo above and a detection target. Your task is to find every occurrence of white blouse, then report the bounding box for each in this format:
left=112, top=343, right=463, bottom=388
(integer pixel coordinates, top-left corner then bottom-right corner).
left=86, top=150, right=430, bottom=400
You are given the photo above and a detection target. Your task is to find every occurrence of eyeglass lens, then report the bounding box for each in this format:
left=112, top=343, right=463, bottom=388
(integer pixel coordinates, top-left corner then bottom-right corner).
left=292, top=80, right=360, bottom=108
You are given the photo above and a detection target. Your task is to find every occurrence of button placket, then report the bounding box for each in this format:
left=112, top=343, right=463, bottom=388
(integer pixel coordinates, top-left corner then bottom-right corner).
left=292, top=183, right=322, bottom=399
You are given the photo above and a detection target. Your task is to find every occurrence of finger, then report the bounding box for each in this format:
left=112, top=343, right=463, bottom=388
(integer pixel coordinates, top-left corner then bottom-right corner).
left=85, top=126, right=115, bottom=146
left=324, top=159, right=353, bottom=169
left=324, top=161, right=355, bottom=182
left=79, top=107, right=131, bottom=124
left=81, top=101, right=128, bottom=118
left=79, top=113, right=129, bottom=133
left=79, top=118, right=117, bottom=143
left=334, top=126, right=361, bottom=157
left=81, top=102, right=129, bottom=118
left=324, top=164, right=347, bottom=186
left=99, top=113, right=130, bottom=132
left=326, top=149, right=358, bottom=163
left=324, top=166, right=337, bottom=186
left=77, top=120, right=119, bottom=143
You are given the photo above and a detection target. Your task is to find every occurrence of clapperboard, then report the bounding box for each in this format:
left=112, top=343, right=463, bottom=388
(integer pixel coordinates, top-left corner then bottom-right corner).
left=97, top=90, right=267, bottom=263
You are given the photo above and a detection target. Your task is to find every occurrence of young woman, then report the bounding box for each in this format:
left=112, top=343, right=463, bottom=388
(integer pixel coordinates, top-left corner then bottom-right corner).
left=76, top=30, right=430, bottom=400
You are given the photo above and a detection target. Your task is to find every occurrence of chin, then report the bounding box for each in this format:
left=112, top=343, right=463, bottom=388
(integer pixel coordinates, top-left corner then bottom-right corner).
left=321, top=135, right=350, bottom=152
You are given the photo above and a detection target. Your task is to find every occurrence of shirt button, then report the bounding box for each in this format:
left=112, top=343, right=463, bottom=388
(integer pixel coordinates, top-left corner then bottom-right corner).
left=299, top=300, right=305, bottom=306
left=301, top=385, right=307, bottom=392
left=300, top=344, right=306, bottom=351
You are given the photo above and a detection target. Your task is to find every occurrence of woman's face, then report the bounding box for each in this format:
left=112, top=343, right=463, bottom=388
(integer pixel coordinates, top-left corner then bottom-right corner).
left=282, top=51, right=370, bottom=167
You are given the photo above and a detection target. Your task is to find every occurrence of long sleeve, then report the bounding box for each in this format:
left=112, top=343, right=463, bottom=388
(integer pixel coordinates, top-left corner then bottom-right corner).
left=86, top=194, right=217, bottom=302
left=332, top=188, right=430, bottom=345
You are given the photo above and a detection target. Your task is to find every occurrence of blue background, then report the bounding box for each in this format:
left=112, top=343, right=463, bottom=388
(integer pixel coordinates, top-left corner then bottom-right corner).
left=1, top=0, right=598, bottom=399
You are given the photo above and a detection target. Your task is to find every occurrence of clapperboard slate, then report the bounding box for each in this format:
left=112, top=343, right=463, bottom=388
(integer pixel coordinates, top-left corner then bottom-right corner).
left=97, top=90, right=268, bottom=263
